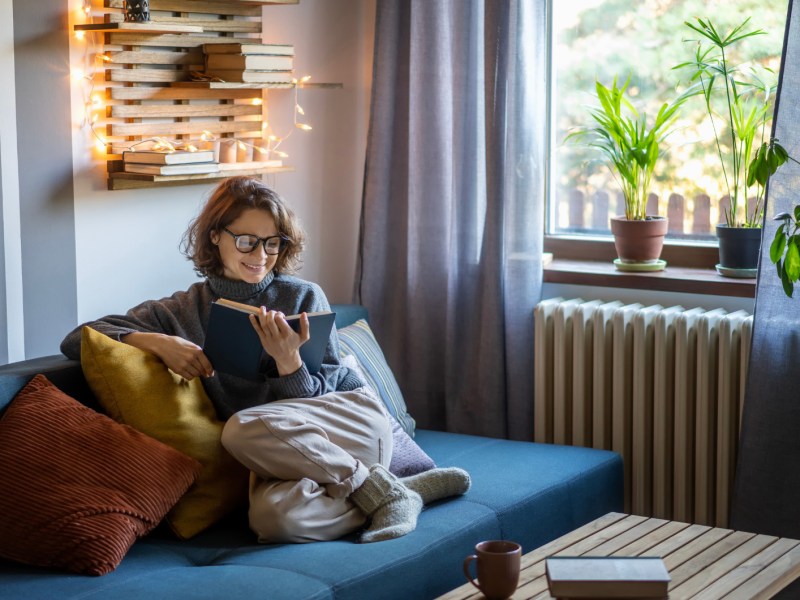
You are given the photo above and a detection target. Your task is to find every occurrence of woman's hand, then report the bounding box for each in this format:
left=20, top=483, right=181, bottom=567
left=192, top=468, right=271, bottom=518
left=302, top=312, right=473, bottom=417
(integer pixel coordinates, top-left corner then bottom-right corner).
left=250, top=309, right=310, bottom=376
left=123, top=332, right=214, bottom=380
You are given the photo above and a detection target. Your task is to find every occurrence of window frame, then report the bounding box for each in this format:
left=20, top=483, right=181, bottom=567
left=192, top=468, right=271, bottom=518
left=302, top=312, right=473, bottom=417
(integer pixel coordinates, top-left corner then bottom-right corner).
left=542, top=0, right=757, bottom=297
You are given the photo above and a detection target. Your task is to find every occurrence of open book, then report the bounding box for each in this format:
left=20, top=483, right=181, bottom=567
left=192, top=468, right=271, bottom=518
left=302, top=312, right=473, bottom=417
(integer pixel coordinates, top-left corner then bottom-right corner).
left=203, top=298, right=336, bottom=381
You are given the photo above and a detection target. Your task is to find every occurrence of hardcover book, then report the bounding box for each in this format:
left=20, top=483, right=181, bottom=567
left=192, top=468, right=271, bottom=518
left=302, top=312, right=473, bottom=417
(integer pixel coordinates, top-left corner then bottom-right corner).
left=204, top=69, right=295, bottom=84
left=545, top=556, right=670, bottom=599
left=205, top=54, right=294, bottom=71
left=122, top=162, right=220, bottom=176
left=203, top=298, right=336, bottom=381
left=203, top=42, right=295, bottom=56
left=122, top=150, right=215, bottom=165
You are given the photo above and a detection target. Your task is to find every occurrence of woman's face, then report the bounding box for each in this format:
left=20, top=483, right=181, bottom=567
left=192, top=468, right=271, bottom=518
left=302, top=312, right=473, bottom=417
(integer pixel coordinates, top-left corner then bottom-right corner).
left=211, top=208, right=280, bottom=283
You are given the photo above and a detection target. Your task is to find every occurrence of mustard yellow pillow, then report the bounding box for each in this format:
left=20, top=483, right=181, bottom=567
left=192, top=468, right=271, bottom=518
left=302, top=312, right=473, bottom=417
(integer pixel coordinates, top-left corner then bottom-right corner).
left=80, top=326, right=248, bottom=539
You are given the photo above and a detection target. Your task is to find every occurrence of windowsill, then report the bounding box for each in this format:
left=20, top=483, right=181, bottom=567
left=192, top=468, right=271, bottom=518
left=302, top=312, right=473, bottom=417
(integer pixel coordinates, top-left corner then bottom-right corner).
left=544, top=258, right=756, bottom=298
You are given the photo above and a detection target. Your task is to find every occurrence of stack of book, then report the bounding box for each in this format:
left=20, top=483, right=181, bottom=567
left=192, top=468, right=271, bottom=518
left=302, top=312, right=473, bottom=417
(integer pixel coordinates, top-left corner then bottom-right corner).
left=122, top=150, right=220, bottom=176
left=203, top=43, right=295, bottom=84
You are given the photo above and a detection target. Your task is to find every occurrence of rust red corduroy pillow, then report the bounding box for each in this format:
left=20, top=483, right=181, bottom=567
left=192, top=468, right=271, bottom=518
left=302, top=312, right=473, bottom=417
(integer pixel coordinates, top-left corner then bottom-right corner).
left=0, top=374, right=201, bottom=576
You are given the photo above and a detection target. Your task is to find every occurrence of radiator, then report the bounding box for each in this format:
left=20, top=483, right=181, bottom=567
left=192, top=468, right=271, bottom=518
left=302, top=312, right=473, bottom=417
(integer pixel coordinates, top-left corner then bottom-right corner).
left=534, top=297, right=752, bottom=528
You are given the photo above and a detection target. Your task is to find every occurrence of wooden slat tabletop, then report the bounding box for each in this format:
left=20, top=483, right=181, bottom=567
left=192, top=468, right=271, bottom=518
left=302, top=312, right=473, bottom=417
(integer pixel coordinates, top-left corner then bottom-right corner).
left=438, top=513, right=800, bottom=600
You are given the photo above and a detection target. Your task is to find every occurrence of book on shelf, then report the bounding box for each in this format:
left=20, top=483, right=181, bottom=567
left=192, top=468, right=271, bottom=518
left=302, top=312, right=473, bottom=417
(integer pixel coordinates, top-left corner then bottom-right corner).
left=122, top=150, right=215, bottom=165
left=545, top=556, right=670, bottom=599
left=203, top=298, right=336, bottom=381
left=204, top=69, right=295, bottom=84
left=206, top=53, right=293, bottom=71
left=123, top=162, right=220, bottom=176
left=203, top=42, right=295, bottom=56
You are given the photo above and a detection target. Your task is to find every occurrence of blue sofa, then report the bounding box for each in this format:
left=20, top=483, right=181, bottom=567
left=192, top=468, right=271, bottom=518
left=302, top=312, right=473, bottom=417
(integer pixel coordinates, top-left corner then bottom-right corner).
left=0, top=305, right=623, bottom=599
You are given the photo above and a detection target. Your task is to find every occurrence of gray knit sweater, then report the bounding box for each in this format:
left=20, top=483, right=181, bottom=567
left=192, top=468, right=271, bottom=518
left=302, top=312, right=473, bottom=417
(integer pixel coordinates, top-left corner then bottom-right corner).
left=60, top=271, right=364, bottom=420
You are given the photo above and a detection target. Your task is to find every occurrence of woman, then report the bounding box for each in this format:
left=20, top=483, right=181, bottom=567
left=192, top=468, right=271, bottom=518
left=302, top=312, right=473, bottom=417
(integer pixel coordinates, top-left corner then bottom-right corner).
left=61, top=176, right=469, bottom=544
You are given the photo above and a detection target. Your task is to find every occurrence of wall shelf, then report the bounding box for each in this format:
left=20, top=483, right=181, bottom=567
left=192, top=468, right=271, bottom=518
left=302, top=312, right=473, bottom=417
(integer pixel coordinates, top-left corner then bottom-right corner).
left=80, top=0, right=339, bottom=190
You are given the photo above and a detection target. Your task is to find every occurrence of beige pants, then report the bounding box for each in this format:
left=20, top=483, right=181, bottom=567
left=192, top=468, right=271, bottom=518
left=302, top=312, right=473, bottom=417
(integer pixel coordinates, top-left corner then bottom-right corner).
left=221, top=387, right=393, bottom=543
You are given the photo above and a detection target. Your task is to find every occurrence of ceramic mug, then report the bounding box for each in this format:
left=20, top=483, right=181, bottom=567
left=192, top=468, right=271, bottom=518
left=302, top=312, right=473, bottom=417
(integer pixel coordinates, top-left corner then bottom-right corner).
left=463, top=540, right=522, bottom=600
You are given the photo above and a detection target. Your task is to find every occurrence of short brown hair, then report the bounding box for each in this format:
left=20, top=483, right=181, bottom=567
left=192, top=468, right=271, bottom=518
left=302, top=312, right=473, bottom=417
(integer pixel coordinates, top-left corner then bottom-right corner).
left=182, top=176, right=305, bottom=277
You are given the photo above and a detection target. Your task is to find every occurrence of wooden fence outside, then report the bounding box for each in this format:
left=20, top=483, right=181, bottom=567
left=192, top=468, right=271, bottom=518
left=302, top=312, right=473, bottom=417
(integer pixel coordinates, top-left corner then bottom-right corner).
left=558, top=189, right=738, bottom=237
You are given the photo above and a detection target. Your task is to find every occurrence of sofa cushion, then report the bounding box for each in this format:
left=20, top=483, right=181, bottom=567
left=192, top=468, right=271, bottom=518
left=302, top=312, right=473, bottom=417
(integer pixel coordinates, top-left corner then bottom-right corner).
left=0, top=375, right=200, bottom=576
left=80, top=326, right=249, bottom=540
left=337, top=319, right=416, bottom=435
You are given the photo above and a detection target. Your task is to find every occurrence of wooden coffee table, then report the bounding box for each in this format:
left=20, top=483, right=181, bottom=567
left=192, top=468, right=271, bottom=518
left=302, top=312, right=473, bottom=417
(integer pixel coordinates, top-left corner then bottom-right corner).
left=438, top=512, right=800, bottom=599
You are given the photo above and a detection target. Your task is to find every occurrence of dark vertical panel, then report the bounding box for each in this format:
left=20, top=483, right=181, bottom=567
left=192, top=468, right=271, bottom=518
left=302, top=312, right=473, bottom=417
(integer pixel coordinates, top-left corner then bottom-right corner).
left=730, top=0, right=800, bottom=538
left=13, top=0, right=77, bottom=358
left=0, top=138, right=7, bottom=365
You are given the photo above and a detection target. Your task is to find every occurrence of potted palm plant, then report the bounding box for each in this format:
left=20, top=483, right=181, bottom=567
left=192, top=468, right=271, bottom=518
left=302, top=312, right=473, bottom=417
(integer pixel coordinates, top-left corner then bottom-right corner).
left=675, top=17, right=778, bottom=276
left=567, top=75, right=687, bottom=270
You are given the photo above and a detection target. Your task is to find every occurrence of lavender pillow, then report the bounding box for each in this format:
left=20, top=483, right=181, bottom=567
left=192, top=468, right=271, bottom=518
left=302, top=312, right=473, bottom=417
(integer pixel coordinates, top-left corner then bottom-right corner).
left=340, top=354, right=435, bottom=477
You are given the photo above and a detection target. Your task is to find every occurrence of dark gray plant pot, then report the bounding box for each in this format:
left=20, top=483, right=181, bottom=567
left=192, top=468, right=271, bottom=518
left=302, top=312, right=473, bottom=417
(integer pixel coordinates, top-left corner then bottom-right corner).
left=716, top=224, right=762, bottom=270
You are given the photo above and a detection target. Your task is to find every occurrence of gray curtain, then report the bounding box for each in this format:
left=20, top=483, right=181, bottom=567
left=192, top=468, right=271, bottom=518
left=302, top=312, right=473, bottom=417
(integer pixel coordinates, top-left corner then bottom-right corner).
left=731, top=0, right=800, bottom=538
left=356, top=0, right=546, bottom=439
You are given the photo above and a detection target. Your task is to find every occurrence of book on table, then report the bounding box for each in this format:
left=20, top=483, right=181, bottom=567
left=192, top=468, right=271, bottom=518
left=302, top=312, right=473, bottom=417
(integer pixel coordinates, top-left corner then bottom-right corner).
left=205, top=53, right=294, bottom=71
left=545, top=556, right=670, bottom=599
left=122, top=162, right=220, bottom=176
left=203, top=42, right=295, bottom=56
left=203, top=298, right=336, bottom=381
left=204, top=69, right=295, bottom=84
left=122, top=150, right=215, bottom=165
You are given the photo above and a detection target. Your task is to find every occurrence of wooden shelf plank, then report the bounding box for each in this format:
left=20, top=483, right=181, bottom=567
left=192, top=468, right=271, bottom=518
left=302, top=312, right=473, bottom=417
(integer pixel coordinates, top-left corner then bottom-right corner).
left=107, top=14, right=262, bottom=34
left=108, top=119, right=263, bottom=137
left=172, top=81, right=343, bottom=90
left=110, top=103, right=262, bottom=119
left=108, top=165, right=295, bottom=190
left=106, top=0, right=262, bottom=17
left=75, top=22, right=202, bottom=33
left=109, top=86, right=260, bottom=100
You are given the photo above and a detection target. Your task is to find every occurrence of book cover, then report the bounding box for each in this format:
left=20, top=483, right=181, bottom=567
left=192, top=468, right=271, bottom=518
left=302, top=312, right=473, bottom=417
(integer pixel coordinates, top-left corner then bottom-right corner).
left=206, top=54, right=294, bottom=71
left=545, top=556, right=670, bottom=599
left=123, top=162, right=220, bottom=176
left=204, top=69, right=295, bottom=84
left=122, top=150, right=215, bottom=165
left=203, top=298, right=336, bottom=381
left=203, top=42, right=295, bottom=56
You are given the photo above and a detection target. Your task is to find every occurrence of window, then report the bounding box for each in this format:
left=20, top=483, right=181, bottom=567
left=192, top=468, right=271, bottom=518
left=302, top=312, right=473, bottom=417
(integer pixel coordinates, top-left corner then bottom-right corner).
left=548, top=0, right=788, bottom=249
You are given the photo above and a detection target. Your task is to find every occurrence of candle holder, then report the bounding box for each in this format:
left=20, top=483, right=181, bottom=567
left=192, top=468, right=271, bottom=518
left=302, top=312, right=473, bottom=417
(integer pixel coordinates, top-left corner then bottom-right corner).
left=124, top=0, right=150, bottom=22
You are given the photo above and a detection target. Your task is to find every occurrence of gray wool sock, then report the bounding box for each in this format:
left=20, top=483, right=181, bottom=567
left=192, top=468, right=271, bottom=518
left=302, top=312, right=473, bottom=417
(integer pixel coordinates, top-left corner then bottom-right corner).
left=350, top=464, right=423, bottom=543
left=401, top=467, right=471, bottom=505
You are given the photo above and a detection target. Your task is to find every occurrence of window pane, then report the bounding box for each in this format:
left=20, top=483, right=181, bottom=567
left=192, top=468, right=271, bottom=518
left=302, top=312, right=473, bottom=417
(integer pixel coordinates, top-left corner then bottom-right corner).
left=550, top=0, right=788, bottom=241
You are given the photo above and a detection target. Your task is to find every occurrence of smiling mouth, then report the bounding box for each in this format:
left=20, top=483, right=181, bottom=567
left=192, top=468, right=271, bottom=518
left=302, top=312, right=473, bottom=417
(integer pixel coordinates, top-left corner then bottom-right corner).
left=242, top=263, right=265, bottom=272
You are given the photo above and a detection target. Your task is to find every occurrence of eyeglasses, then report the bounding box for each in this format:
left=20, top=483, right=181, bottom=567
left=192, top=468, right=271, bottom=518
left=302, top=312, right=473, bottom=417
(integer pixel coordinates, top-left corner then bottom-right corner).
left=223, top=228, right=287, bottom=255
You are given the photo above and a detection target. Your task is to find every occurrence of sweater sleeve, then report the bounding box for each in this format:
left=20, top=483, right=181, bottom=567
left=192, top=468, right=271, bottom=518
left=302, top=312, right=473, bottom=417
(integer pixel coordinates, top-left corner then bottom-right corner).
left=59, top=286, right=206, bottom=360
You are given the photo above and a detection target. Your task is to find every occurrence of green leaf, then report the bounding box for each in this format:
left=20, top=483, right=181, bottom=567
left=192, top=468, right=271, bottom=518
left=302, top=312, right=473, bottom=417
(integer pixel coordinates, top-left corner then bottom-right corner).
left=781, top=263, right=794, bottom=297
left=794, top=205, right=800, bottom=221
left=786, top=238, right=800, bottom=281
left=770, top=228, right=786, bottom=264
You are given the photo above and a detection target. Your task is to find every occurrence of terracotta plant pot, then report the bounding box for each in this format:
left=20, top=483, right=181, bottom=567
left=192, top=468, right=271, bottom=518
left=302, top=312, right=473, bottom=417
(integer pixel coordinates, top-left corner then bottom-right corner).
left=716, top=224, right=761, bottom=270
left=609, top=215, right=668, bottom=263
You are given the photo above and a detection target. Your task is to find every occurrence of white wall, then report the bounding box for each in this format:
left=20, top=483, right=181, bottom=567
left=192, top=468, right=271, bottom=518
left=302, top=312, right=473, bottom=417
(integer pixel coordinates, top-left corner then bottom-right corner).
left=70, top=0, right=375, bottom=325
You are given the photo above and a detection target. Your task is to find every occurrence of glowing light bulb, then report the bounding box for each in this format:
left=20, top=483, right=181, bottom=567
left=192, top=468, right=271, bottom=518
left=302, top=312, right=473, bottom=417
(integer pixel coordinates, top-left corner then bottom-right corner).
left=95, top=139, right=106, bottom=152
left=251, top=98, right=263, bottom=106
left=296, top=123, right=312, bottom=131
left=71, top=68, right=86, bottom=81
left=296, top=104, right=305, bottom=116
left=75, top=31, right=85, bottom=41
left=300, top=75, right=311, bottom=83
